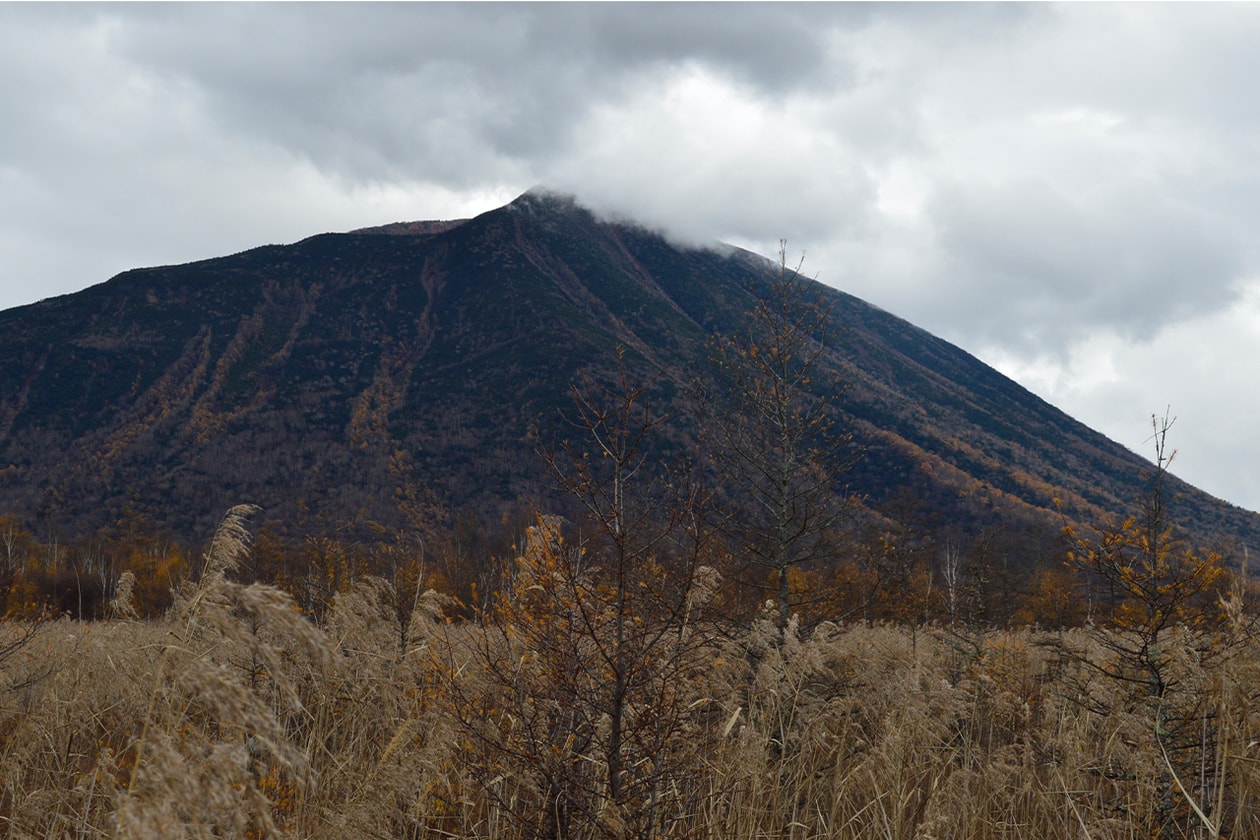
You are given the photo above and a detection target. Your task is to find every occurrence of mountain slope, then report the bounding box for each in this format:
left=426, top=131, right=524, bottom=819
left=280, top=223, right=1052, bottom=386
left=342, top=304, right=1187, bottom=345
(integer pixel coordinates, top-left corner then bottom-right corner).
left=0, top=190, right=1255, bottom=553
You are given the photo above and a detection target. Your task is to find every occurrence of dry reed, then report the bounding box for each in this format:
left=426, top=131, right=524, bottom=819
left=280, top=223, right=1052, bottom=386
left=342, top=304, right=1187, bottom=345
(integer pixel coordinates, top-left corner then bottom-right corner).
left=0, top=523, right=1256, bottom=838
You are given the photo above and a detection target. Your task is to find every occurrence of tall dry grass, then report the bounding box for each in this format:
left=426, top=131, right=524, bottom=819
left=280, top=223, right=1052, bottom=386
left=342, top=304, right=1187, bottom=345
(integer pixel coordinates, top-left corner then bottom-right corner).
left=0, top=516, right=1257, bottom=838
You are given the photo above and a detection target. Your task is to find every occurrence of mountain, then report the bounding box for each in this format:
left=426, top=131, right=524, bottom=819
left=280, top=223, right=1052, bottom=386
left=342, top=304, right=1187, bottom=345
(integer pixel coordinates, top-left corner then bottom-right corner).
left=1, top=189, right=1256, bottom=555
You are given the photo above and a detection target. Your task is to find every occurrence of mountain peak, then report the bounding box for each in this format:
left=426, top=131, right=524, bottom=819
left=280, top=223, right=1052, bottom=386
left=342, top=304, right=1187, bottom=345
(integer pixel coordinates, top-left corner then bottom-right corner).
left=349, top=188, right=593, bottom=241
left=507, top=186, right=583, bottom=214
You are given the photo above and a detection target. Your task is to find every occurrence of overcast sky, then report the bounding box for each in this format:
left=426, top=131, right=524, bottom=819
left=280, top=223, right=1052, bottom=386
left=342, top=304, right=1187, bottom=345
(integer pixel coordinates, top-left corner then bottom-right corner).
left=4, top=3, right=1260, bottom=512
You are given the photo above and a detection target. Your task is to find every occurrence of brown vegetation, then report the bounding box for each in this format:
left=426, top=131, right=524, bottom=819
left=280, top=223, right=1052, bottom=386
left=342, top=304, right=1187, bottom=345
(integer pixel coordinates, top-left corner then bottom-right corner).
left=1, top=567, right=1257, bottom=838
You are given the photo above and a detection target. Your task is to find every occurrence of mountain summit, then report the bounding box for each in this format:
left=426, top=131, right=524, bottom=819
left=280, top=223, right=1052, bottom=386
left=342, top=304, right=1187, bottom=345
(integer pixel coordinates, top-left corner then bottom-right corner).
left=0, top=189, right=1255, bottom=552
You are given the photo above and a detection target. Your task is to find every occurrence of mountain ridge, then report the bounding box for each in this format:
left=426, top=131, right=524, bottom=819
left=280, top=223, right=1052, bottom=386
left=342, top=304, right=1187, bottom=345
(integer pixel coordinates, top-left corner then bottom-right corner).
left=0, top=189, right=1255, bottom=558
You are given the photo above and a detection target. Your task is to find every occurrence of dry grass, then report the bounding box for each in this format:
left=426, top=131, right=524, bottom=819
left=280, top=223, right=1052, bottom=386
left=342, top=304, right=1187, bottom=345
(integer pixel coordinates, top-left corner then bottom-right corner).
left=0, top=548, right=1258, bottom=837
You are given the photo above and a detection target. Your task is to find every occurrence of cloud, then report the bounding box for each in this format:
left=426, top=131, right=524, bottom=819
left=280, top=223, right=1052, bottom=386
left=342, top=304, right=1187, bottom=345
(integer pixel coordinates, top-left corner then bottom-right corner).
left=982, top=280, right=1260, bottom=511
left=101, top=4, right=866, bottom=186
left=544, top=64, right=879, bottom=248
left=917, top=173, right=1245, bottom=352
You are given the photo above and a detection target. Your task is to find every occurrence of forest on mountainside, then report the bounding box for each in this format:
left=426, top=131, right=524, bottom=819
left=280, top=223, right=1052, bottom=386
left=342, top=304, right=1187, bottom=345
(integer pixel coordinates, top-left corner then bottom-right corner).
left=4, top=190, right=1258, bottom=559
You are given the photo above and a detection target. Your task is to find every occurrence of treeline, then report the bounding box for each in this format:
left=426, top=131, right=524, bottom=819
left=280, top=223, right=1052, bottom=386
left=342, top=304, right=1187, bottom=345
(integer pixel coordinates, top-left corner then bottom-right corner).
left=0, top=503, right=1204, bottom=632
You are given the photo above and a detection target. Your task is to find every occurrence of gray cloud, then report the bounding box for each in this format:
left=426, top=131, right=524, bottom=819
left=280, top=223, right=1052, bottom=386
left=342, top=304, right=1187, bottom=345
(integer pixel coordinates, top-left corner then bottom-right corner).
left=920, top=175, right=1245, bottom=352
left=100, top=4, right=867, bottom=186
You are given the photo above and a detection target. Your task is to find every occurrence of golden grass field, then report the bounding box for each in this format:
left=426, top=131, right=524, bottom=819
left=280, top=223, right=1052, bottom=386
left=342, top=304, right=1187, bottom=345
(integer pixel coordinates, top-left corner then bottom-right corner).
left=0, top=510, right=1255, bottom=840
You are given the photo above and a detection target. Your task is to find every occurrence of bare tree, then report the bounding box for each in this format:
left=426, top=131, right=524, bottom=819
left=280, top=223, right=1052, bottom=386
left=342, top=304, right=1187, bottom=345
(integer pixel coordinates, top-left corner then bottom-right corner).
left=941, top=538, right=962, bottom=630
left=1064, top=411, right=1238, bottom=834
left=442, top=348, right=723, bottom=839
left=705, top=242, right=858, bottom=631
